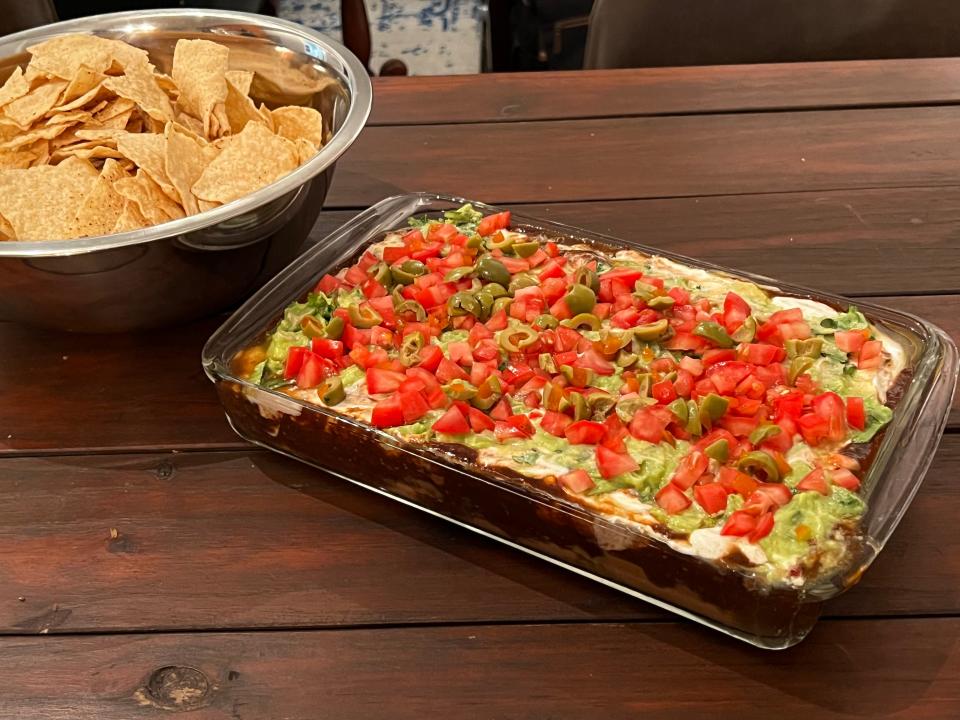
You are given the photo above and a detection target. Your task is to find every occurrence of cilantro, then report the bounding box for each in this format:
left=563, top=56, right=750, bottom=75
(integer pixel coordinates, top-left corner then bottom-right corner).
left=512, top=450, right=539, bottom=465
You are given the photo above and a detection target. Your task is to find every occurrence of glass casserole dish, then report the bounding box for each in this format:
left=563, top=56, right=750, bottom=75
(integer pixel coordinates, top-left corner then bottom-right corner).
left=202, top=192, right=958, bottom=648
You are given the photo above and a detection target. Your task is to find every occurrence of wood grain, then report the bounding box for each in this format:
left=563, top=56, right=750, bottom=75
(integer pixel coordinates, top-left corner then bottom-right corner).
left=328, top=106, right=960, bottom=206
left=371, top=58, right=960, bottom=125
left=1, top=619, right=958, bottom=719
left=0, top=436, right=955, bottom=634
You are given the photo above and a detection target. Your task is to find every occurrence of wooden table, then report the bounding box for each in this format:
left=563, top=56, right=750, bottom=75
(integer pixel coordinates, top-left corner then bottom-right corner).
left=2, top=59, right=960, bottom=718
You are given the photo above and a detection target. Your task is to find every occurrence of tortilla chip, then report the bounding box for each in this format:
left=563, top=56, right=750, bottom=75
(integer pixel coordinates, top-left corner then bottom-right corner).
left=224, top=78, right=263, bottom=135
left=0, top=67, right=31, bottom=108
left=95, top=97, right=136, bottom=122
left=112, top=199, right=148, bottom=233
left=114, top=169, right=184, bottom=225
left=293, top=137, right=317, bottom=165
left=76, top=127, right=126, bottom=141
left=3, top=80, right=68, bottom=128
left=164, top=123, right=218, bottom=215
left=61, top=64, right=103, bottom=104
left=43, top=108, right=92, bottom=126
left=0, top=123, right=73, bottom=151
left=0, top=156, right=98, bottom=239
left=52, top=143, right=124, bottom=162
left=26, top=35, right=149, bottom=80
left=115, top=131, right=177, bottom=199
left=30, top=140, right=50, bottom=166
left=191, top=121, right=297, bottom=204
left=225, top=70, right=254, bottom=97
left=70, top=158, right=129, bottom=237
left=49, top=82, right=107, bottom=114
left=270, top=105, right=324, bottom=148
left=172, top=39, right=229, bottom=137
left=0, top=148, right=37, bottom=169
left=103, top=64, right=174, bottom=123
left=257, top=103, right=275, bottom=132
left=198, top=199, right=219, bottom=213
left=0, top=212, right=15, bottom=239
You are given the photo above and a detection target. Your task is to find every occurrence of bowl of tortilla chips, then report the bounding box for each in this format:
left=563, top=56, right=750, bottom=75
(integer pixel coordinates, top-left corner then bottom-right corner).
left=0, top=9, right=371, bottom=332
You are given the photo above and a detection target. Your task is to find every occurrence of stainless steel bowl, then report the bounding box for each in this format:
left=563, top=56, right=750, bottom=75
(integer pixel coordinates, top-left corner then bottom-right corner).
left=0, top=10, right=371, bottom=332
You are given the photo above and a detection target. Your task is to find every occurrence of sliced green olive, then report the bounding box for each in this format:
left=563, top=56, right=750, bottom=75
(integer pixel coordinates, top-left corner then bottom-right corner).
left=667, top=398, right=689, bottom=425
left=486, top=232, right=515, bottom=252
left=646, top=295, right=675, bottom=311
left=474, top=290, right=494, bottom=319
left=749, top=424, right=782, bottom=446
left=785, top=337, right=824, bottom=359
left=694, top=321, right=735, bottom=348
left=471, top=375, right=503, bottom=410
left=368, top=261, right=391, bottom=285
left=512, top=241, right=540, bottom=258
left=788, top=356, right=815, bottom=385
left=587, top=391, right=616, bottom=419
left=633, top=280, right=658, bottom=301
left=322, top=315, right=344, bottom=340
left=564, top=283, right=597, bottom=315
left=574, top=266, right=600, bottom=293
left=731, top=316, right=757, bottom=343
left=509, top=272, right=539, bottom=294
left=616, top=350, right=638, bottom=368
left=477, top=257, right=511, bottom=286
left=443, top=380, right=477, bottom=401
left=348, top=304, right=382, bottom=329
left=317, top=376, right=345, bottom=406
left=542, top=381, right=570, bottom=412
left=538, top=353, right=558, bottom=373
left=615, top=395, right=656, bottom=423
left=464, top=235, right=484, bottom=250
left=300, top=315, right=326, bottom=339
left=448, top=292, right=481, bottom=318
left=630, top=318, right=670, bottom=341
left=483, top=282, right=508, bottom=299
left=698, top=393, right=729, bottom=428
left=634, top=371, right=652, bottom=397
left=685, top=399, right=702, bottom=436
left=533, top=314, right=559, bottom=329
left=394, top=299, right=426, bottom=321
left=561, top=312, right=601, bottom=331
left=704, top=438, right=730, bottom=463
left=399, top=332, right=425, bottom=366
left=444, top=266, right=474, bottom=283
left=560, top=364, right=595, bottom=388
left=500, top=325, right=538, bottom=352
left=569, top=392, right=590, bottom=421
left=737, top=450, right=782, bottom=483
left=492, top=297, right=513, bottom=315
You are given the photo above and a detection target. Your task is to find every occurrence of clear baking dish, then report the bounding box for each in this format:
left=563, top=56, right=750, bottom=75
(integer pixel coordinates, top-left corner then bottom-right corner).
left=202, top=192, right=958, bottom=648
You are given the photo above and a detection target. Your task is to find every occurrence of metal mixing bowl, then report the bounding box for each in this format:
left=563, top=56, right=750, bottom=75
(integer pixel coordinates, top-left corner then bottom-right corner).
left=0, top=9, right=371, bottom=332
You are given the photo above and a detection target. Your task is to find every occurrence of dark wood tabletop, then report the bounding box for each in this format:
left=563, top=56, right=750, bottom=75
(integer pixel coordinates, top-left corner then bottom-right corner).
left=2, top=60, right=960, bottom=718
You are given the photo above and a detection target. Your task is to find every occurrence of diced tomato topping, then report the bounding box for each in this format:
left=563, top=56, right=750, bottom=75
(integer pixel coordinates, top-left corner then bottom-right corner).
left=565, top=420, right=607, bottom=445
left=540, top=410, right=573, bottom=438
left=752, top=482, right=792, bottom=507
left=490, top=398, right=512, bottom=421
left=694, top=483, right=730, bottom=515
left=468, top=407, right=496, bottom=433
left=595, top=445, right=639, bottom=479
left=436, top=358, right=470, bottom=383
left=575, top=349, right=615, bottom=376
left=830, top=468, right=861, bottom=491
left=679, top=355, right=704, bottom=377
left=856, top=340, right=883, bottom=369
left=417, top=344, right=443, bottom=372
left=723, top=292, right=752, bottom=333
left=366, top=367, right=407, bottom=394
left=559, top=469, right=595, bottom=494
left=432, top=405, right=470, bottom=434
left=315, top=274, right=343, bottom=294
left=477, top=211, right=511, bottom=237
left=296, top=352, right=336, bottom=389
left=796, top=467, right=829, bottom=495
left=812, top=391, right=847, bottom=442
left=371, top=394, right=405, bottom=428
left=721, top=510, right=758, bottom=537
left=834, top=329, right=869, bottom=354
left=738, top=343, right=784, bottom=366
left=655, top=482, right=692, bottom=514
left=846, top=396, right=866, bottom=430
left=629, top=408, right=668, bottom=443
left=283, top=345, right=309, bottom=380
left=717, top=466, right=759, bottom=497
left=671, top=451, right=709, bottom=490
left=706, top=361, right=752, bottom=395
left=748, top=512, right=776, bottom=542
left=311, top=338, right=344, bottom=359
left=494, top=414, right=535, bottom=441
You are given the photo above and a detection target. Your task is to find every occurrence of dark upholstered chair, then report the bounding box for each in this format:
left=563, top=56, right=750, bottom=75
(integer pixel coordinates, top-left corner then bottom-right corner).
left=585, top=0, right=960, bottom=69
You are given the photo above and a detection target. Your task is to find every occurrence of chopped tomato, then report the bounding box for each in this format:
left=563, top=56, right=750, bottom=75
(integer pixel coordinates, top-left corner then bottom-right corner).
left=656, top=482, right=692, bottom=514
left=575, top=349, right=615, bottom=376
left=432, top=405, right=470, bottom=434
left=565, top=420, right=607, bottom=445
left=723, top=292, right=752, bottom=333
left=366, top=367, right=406, bottom=394
left=717, top=466, right=759, bottom=497
left=796, top=468, right=829, bottom=495
left=830, top=468, right=861, bottom=491
left=857, top=340, right=883, bottom=369
left=494, top=414, right=535, bottom=441
left=748, top=512, right=776, bottom=542
left=694, top=483, right=730, bottom=515
left=283, top=345, right=309, bottom=380
left=399, top=389, right=431, bottom=423
left=846, top=396, right=866, bottom=430
left=670, top=450, right=709, bottom=490
left=706, top=361, right=752, bottom=395
left=477, top=211, right=511, bottom=237
left=651, top=378, right=678, bottom=404
left=752, top=482, right=792, bottom=507
left=296, top=352, right=336, bottom=389
left=738, top=343, right=784, bottom=366
left=629, top=408, right=668, bottom=443
left=436, top=358, right=470, bottom=383
left=311, top=338, right=344, bottom=360
left=490, top=398, right=512, bottom=420
left=812, top=391, right=847, bottom=442
left=417, top=344, right=444, bottom=372
left=468, top=407, right=496, bottom=433
left=721, top=510, right=758, bottom=537
left=559, top=469, right=595, bottom=494
left=834, top=329, right=869, bottom=353
left=540, top=410, right=573, bottom=438
left=315, top=274, right=342, bottom=294
left=679, top=355, right=704, bottom=377
left=595, top=445, right=639, bottom=479
left=371, top=394, right=404, bottom=428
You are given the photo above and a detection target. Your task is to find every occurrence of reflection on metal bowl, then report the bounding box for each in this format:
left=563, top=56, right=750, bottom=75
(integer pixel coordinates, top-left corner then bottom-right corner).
left=0, top=9, right=370, bottom=332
